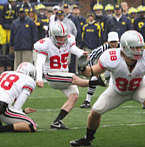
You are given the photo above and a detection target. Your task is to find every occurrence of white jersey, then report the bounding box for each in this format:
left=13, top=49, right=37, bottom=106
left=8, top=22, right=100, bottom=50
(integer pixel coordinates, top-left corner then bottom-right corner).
left=0, top=71, right=36, bottom=105
left=34, top=34, right=84, bottom=75
left=99, top=48, right=145, bottom=95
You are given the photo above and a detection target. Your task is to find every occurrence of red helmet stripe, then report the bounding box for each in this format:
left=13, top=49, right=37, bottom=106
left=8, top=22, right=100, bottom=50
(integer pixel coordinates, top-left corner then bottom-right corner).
left=137, top=32, right=143, bottom=43
left=59, top=22, right=65, bottom=35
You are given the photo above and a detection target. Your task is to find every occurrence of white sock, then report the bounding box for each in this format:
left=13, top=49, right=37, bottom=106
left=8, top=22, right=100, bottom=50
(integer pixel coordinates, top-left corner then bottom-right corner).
left=85, top=94, right=92, bottom=103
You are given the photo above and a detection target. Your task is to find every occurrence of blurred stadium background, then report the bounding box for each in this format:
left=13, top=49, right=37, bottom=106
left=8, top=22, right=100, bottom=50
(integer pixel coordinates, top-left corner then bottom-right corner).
left=0, top=0, right=144, bottom=16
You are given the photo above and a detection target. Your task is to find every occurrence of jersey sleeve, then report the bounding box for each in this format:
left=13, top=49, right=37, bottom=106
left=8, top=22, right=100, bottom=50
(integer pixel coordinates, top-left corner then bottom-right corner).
left=89, top=43, right=109, bottom=66
left=13, top=78, right=36, bottom=110
left=34, top=38, right=49, bottom=56
left=13, top=89, right=30, bottom=110
left=22, top=77, right=36, bottom=94
left=68, top=34, right=84, bottom=58
left=67, top=34, right=76, bottom=48
left=98, top=49, right=120, bottom=71
left=36, top=53, right=46, bottom=81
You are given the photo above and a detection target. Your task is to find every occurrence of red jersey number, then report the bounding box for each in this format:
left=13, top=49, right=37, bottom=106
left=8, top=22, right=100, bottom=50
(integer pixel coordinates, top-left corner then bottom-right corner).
left=0, top=73, right=19, bottom=90
left=39, top=39, right=45, bottom=44
left=109, top=50, right=117, bottom=61
left=116, top=77, right=142, bottom=91
left=50, top=53, right=69, bottom=69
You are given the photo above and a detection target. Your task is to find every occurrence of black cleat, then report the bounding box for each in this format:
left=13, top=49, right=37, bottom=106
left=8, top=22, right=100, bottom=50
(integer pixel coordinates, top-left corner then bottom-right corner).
left=70, top=137, right=91, bottom=147
left=80, top=101, right=91, bottom=109
left=50, top=120, right=68, bottom=129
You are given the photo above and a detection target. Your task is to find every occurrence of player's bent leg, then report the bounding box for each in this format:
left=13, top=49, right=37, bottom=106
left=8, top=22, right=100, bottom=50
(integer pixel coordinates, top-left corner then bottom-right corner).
left=13, top=122, right=37, bottom=132
left=70, top=110, right=100, bottom=146
left=61, top=93, right=78, bottom=112
left=70, top=87, right=128, bottom=146
left=88, top=110, right=101, bottom=131
left=132, top=81, right=145, bottom=109
left=51, top=86, right=79, bottom=130
left=0, top=124, right=14, bottom=132
left=50, top=93, right=78, bottom=130
left=0, top=122, right=37, bottom=132
left=92, top=86, right=129, bottom=114
left=62, top=85, right=79, bottom=112
left=1, top=107, right=37, bottom=132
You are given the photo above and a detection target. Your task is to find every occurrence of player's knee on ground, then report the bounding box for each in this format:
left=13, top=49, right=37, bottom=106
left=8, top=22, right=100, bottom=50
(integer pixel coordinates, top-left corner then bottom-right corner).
left=13, top=122, right=37, bottom=132
left=29, top=123, right=37, bottom=132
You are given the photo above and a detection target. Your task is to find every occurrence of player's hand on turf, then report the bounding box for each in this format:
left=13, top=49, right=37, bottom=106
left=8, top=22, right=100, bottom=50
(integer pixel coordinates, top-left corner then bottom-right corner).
left=24, top=107, right=36, bottom=114
left=36, top=81, right=44, bottom=88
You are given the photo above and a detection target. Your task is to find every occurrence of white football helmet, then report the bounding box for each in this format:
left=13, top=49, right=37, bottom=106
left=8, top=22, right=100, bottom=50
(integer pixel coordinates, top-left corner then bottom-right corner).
left=120, top=30, right=145, bottom=60
left=16, top=62, right=36, bottom=79
left=49, top=21, right=68, bottom=47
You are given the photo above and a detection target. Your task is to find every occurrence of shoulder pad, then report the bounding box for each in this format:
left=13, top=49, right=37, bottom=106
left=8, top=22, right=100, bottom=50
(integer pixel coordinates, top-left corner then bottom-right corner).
left=34, top=38, right=49, bottom=55
left=99, top=48, right=121, bottom=70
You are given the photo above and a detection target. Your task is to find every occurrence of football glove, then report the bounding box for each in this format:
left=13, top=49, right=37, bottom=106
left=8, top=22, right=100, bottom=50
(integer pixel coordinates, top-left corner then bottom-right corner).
left=78, top=55, right=88, bottom=73
left=89, top=75, right=107, bottom=87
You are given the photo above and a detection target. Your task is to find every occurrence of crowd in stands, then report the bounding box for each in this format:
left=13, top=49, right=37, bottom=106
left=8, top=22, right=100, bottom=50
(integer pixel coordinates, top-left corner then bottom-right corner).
left=0, top=0, right=145, bottom=73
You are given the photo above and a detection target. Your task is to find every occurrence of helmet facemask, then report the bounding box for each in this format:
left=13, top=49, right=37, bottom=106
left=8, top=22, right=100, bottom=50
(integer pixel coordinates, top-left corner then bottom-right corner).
left=50, top=22, right=68, bottom=47
left=121, top=30, right=145, bottom=60
left=53, top=35, right=67, bottom=47
left=122, top=41, right=144, bottom=60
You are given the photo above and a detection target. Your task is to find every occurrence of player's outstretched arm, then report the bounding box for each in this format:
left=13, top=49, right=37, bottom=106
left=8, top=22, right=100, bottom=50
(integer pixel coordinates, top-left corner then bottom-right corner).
left=80, top=61, right=105, bottom=77
left=72, top=75, right=89, bottom=87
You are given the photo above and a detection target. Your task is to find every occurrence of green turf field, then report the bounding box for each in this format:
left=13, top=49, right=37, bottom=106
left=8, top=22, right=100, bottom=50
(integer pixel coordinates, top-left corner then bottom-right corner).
left=1, top=84, right=145, bottom=147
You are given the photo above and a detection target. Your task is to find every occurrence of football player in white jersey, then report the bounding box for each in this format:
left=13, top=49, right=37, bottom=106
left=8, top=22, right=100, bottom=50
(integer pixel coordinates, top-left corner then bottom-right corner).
left=70, top=30, right=145, bottom=146
left=34, top=21, right=87, bottom=129
left=0, top=62, right=37, bottom=132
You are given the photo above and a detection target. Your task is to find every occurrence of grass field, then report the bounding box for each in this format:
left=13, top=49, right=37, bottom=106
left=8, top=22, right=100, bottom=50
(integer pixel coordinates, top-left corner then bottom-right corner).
left=1, top=84, right=145, bottom=147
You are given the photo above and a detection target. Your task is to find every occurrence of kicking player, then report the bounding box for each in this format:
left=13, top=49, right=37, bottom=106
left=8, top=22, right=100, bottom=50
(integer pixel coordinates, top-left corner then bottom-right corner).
left=34, top=21, right=87, bottom=129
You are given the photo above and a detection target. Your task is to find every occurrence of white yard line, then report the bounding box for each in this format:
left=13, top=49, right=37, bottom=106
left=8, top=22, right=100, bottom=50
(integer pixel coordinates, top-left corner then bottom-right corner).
left=36, top=108, right=89, bottom=112
left=36, top=108, right=145, bottom=132
left=37, top=123, right=145, bottom=132
left=30, top=96, right=48, bottom=99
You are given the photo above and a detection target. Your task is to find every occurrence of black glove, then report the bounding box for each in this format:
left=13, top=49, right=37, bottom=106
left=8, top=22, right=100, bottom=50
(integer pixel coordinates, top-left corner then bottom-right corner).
left=78, top=55, right=88, bottom=73
left=89, top=76, right=106, bottom=87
